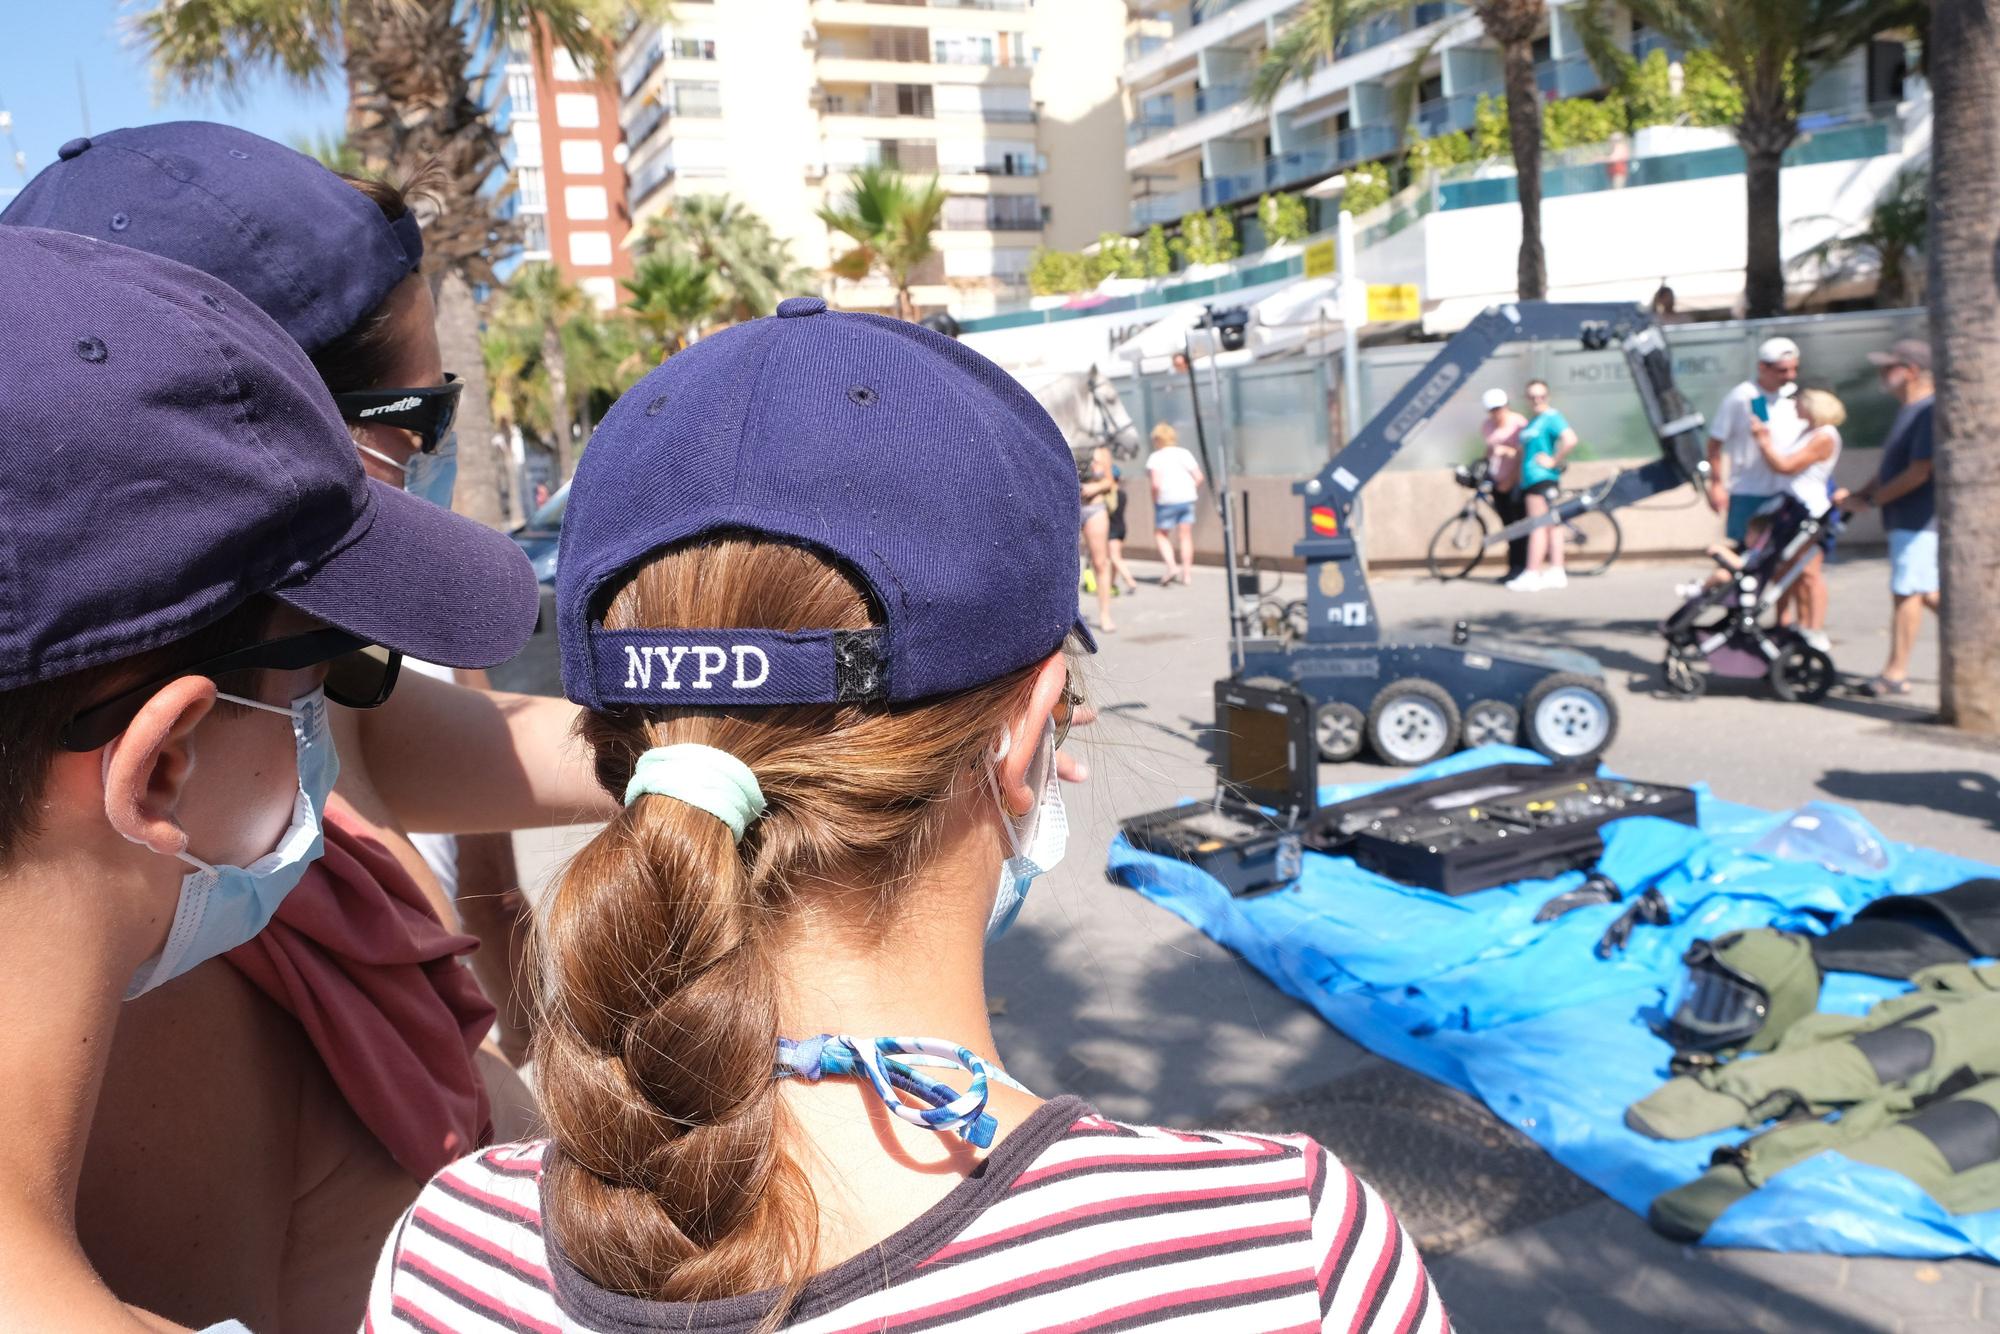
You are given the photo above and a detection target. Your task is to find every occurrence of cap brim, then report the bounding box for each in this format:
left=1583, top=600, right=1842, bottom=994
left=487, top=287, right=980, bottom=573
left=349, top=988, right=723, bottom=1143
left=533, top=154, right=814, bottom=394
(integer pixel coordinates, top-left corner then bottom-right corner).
left=1072, top=616, right=1099, bottom=653
left=1865, top=351, right=1898, bottom=366
left=273, top=479, right=540, bottom=669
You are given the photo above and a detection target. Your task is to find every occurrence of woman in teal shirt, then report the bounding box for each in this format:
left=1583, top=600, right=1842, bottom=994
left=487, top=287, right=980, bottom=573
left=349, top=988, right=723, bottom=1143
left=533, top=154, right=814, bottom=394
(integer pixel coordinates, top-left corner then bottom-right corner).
left=1508, top=379, right=1579, bottom=591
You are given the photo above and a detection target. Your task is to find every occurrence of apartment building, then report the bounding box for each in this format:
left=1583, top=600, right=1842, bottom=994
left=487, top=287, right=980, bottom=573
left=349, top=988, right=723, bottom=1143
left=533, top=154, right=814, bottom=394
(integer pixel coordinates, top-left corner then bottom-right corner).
left=613, top=0, right=1128, bottom=318
left=1122, top=1, right=1913, bottom=240
left=499, top=25, right=634, bottom=308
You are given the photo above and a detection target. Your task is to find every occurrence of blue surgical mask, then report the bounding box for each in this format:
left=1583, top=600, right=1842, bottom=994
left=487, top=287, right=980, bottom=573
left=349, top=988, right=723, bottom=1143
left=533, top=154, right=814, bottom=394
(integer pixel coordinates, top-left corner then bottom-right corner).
left=984, top=720, right=1067, bottom=941
left=122, top=687, right=339, bottom=1000
left=403, top=429, right=459, bottom=511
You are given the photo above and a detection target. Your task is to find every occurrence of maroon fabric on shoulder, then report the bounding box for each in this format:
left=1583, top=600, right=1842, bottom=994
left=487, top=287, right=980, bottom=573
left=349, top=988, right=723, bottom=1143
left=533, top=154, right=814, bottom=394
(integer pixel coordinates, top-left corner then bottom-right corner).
left=225, top=799, right=496, bottom=1180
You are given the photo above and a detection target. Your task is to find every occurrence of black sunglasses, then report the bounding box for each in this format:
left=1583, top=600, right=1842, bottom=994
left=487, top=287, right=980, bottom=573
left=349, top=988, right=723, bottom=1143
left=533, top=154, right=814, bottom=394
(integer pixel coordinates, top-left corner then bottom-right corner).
left=332, top=374, right=463, bottom=454
left=1053, top=671, right=1083, bottom=749
left=60, top=627, right=402, bottom=752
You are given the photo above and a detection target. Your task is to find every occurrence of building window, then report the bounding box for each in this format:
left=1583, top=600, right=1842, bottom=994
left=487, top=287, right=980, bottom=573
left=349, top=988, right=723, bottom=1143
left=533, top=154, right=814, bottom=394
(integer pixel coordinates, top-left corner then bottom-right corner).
left=673, top=81, right=723, bottom=117
left=520, top=215, right=549, bottom=256
left=670, top=37, right=716, bottom=60
left=565, top=185, right=610, bottom=220
left=870, top=28, right=929, bottom=62
left=580, top=276, right=620, bottom=309
left=560, top=139, right=605, bottom=175
left=555, top=92, right=601, bottom=128
left=515, top=166, right=547, bottom=212
left=569, top=231, right=614, bottom=266
left=511, top=120, right=543, bottom=167
left=933, top=35, right=995, bottom=66
left=507, top=69, right=537, bottom=117
left=552, top=48, right=586, bottom=82
left=894, top=84, right=934, bottom=117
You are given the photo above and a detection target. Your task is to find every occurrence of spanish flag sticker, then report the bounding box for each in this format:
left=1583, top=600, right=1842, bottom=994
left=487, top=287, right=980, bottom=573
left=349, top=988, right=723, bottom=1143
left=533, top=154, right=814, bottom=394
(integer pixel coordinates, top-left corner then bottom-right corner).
left=1310, top=506, right=1339, bottom=536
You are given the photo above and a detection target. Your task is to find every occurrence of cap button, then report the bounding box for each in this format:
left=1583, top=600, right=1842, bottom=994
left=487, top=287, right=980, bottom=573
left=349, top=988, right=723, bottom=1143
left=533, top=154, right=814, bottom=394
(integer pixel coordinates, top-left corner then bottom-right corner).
left=777, top=296, right=827, bottom=319
left=57, top=136, right=91, bottom=160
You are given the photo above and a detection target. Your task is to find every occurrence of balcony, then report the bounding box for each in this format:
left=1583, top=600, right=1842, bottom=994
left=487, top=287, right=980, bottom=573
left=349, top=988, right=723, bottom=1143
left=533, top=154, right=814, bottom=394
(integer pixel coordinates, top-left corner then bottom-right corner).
left=1128, top=123, right=1400, bottom=226
left=1125, top=34, right=1167, bottom=64
left=1194, top=82, right=1248, bottom=115
left=625, top=98, right=668, bottom=151
left=1538, top=54, right=1604, bottom=100
left=1413, top=92, right=1477, bottom=138
left=943, top=196, right=1042, bottom=230
left=1123, top=0, right=1292, bottom=89
left=1128, top=114, right=1178, bottom=145
left=628, top=150, right=676, bottom=205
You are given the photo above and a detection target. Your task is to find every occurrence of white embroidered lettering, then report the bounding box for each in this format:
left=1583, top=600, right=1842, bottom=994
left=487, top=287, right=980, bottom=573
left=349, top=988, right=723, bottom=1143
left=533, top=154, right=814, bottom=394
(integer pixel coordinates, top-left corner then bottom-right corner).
left=732, top=646, right=770, bottom=690
left=655, top=646, right=691, bottom=689
left=624, top=645, right=652, bottom=690
left=692, top=646, right=729, bottom=689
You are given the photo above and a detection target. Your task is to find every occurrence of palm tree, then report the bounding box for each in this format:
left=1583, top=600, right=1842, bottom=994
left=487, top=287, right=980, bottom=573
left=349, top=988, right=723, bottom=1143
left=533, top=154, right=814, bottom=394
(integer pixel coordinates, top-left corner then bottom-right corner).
left=1790, top=163, right=1929, bottom=308
left=1580, top=0, right=1924, bottom=319
left=1250, top=0, right=1554, bottom=300
left=624, top=252, right=721, bottom=358
left=132, top=0, right=671, bottom=526
left=637, top=194, right=811, bottom=323
left=1928, top=0, right=2000, bottom=735
left=817, top=164, right=948, bottom=320
left=491, top=262, right=591, bottom=479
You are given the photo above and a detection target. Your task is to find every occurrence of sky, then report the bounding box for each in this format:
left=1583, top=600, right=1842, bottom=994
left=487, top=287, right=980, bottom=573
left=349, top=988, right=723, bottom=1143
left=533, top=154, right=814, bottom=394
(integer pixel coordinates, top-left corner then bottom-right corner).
left=0, top=3, right=345, bottom=205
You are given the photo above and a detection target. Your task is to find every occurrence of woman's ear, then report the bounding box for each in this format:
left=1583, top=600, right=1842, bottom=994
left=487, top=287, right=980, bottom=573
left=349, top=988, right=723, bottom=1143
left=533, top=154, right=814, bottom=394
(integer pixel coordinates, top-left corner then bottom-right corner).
left=996, top=653, right=1068, bottom=819
left=102, top=676, right=218, bottom=858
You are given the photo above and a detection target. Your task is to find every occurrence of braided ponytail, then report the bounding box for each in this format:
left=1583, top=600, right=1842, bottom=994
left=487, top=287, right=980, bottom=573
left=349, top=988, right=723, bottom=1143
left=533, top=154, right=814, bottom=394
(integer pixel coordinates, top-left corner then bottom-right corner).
left=533, top=536, right=1052, bottom=1313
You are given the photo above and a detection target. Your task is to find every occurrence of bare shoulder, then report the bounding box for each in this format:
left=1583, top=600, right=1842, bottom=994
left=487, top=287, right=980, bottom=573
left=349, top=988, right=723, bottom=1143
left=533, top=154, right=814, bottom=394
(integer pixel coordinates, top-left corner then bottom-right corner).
left=81, top=959, right=421, bottom=1334
left=80, top=959, right=306, bottom=1330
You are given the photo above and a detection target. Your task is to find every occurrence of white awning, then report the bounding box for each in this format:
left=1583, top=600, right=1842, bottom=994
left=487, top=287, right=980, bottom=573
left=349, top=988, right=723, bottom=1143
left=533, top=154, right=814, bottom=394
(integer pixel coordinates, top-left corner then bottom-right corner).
left=1109, top=276, right=1313, bottom=373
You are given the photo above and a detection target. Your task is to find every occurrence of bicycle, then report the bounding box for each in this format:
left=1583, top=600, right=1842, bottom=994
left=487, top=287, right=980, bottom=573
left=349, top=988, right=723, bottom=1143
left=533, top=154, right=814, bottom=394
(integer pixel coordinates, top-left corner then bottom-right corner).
left=1426, top=457, right=1623, bottom=581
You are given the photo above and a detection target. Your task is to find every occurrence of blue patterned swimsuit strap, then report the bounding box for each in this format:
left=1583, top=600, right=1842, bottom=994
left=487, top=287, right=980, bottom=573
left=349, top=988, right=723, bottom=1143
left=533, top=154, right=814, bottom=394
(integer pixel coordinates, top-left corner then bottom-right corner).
left=773, top=1034, right=1032, bottom=1150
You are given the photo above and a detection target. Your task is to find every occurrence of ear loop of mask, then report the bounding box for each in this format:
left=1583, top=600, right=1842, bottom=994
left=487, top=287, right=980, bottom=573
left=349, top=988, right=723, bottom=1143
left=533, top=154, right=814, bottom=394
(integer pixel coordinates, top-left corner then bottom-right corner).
left=100, top=691, right=296, bottom=871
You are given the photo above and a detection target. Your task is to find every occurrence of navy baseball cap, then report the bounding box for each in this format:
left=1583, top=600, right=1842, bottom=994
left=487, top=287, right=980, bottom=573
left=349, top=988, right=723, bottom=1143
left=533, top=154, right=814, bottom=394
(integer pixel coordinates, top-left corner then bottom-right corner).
left=0, top=227, right=537, bottom=691
left=2, top=121, right=421, bottom=354
left=556, top=296, right=1093, bottom=711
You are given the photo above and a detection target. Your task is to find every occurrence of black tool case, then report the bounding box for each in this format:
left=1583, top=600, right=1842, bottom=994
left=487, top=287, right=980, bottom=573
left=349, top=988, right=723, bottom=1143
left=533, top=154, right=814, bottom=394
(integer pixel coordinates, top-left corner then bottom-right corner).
left=1118, top=679, right=1319, bottom=898
left=1301, top=762, right=1698, bottom=896
left=1120, top=801, right=1305, bottom=897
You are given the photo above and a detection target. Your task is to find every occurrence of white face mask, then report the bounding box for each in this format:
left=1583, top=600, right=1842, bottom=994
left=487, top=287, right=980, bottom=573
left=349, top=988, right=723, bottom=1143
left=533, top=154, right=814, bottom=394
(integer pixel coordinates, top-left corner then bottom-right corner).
left=118, top=688, right=339, bottom=999
left=984, top=719, right=1067, bottom=941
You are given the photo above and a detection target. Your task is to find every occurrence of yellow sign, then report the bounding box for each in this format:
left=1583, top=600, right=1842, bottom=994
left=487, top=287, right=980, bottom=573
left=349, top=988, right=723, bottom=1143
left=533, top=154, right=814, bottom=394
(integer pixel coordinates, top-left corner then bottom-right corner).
left=1302, top=239, right=1336, bottom=279
left=1366, top=284, right=1422, bottom=322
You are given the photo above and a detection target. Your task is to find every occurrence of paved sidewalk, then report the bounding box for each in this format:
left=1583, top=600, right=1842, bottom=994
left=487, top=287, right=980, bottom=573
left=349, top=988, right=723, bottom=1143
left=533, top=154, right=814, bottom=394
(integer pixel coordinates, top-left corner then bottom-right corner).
left=512, top=551, right=2000, bottom=1332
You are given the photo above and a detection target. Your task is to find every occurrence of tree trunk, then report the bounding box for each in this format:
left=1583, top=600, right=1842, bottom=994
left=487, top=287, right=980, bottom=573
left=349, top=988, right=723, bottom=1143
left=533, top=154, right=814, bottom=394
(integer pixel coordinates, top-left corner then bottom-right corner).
left=1930, top=0, right=2000, bottom=734
left=541, top=324, right=573, bottom=481
left=1499, top=38, right=1546, bottom=300
left=1742, top=141, right=1788, bottom=318
left=434, top=269, right=510, bottom=530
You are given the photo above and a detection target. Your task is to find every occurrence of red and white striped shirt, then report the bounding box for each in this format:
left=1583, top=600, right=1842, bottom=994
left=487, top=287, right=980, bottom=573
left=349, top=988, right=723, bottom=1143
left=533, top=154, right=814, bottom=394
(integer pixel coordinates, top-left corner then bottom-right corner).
left=365, top=1095, right=1448, bottom=1334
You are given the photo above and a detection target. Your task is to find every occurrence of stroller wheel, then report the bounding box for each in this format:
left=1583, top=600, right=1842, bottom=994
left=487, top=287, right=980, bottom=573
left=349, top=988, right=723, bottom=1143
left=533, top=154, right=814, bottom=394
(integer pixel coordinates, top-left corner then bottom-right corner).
left=1663, top=652, right=1706, bottom=698
left=1771, top=644, right=1835, bottom=704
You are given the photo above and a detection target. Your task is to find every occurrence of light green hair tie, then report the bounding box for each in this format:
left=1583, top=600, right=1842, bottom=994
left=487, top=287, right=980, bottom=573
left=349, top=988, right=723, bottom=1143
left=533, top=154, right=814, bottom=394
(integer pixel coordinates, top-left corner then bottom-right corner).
left=623, top=743, right=768, bottom=842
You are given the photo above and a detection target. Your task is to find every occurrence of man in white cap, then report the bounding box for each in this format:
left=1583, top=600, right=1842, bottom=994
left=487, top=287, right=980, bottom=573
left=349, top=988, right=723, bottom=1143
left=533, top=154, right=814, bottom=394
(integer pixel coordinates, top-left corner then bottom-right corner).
left=1481, top=387, right=1530, bottom=580
left=1707, top=336, right=1804, bottom=544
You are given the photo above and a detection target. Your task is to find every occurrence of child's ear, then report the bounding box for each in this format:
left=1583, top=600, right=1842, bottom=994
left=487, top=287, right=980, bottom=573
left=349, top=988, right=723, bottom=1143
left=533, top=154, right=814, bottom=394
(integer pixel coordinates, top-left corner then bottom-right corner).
left=995, top=653, right=1067, bottom=819
left=102, top=676, right=218, bottom=858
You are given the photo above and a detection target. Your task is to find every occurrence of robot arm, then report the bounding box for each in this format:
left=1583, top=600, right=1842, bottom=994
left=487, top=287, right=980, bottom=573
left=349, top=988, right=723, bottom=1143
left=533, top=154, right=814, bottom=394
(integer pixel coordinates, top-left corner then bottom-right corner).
left=1292, top=302, right=1713, bottom=647
left=1296, top=301, right=1712, bottom=535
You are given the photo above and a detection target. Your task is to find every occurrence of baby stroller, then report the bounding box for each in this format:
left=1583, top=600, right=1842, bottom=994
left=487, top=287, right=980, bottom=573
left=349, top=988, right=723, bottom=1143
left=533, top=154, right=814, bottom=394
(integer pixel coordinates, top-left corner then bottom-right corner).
left=1661, top=494, right=1837, bottom=702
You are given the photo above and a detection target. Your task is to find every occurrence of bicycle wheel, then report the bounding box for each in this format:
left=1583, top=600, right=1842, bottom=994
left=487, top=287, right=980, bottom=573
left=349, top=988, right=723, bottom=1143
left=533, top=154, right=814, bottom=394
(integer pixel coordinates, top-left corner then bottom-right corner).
left=1426, top=508, right=1490, bottom=581
left=1561, top=506, right=1622, bottom=577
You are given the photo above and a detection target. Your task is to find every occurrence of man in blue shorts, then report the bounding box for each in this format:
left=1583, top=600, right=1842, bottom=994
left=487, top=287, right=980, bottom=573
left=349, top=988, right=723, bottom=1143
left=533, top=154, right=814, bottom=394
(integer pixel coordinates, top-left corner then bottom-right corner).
left=1835, top=338, right=1937, bottom=697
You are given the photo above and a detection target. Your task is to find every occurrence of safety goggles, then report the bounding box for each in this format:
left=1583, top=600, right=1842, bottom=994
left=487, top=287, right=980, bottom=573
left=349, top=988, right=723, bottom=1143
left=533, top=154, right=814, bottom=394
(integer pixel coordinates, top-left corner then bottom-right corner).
left=61, top=627, right=402, bottom=752
left=1661, top=938, right=1771, bottom=1052
left=332, top=374, right=462, bottom=454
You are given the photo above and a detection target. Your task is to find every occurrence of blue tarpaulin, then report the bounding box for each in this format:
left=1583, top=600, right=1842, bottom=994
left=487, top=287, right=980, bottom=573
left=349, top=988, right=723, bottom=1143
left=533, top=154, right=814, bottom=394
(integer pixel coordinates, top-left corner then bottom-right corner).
left=1107, top=745, right=2000, bottom=1259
